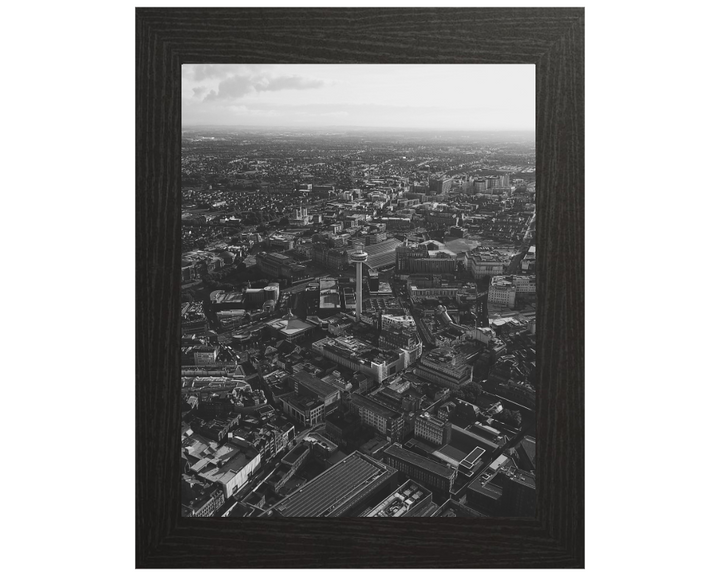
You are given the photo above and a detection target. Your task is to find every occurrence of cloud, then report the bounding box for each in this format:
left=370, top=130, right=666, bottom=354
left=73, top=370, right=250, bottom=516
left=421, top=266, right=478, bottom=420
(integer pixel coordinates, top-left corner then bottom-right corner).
left=254, top=75, right=324, bottom=92
left=186, top=64, right=236, bottom=82
left=192, top=86, right=208, bottom=98
left=204, top=75, right=255, bottom=101
left=203, top=74, right=325, bottom=102
left=183, top=64, right=269, bottom=82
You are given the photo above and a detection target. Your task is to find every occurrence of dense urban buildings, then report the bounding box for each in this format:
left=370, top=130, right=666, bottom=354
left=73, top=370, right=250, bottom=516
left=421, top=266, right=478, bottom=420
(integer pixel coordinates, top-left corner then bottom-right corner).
left=180, top=78, right=536, bottom=517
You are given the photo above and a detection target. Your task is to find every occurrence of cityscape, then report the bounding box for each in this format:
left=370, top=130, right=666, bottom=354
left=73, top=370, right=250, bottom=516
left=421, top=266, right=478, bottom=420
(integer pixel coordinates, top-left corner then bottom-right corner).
left=180, top=65, right=537, bottom=518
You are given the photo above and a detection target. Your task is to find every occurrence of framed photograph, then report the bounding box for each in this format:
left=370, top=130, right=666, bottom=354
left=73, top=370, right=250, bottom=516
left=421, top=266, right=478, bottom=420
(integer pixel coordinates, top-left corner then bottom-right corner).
left=137, top=7, right=584, bottom=568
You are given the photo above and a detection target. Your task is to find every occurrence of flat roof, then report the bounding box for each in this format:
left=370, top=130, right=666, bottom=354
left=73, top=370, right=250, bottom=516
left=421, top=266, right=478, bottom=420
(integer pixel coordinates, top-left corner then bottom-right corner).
left=518, top=437, right=536, bottom=467
left=293, top=370, right=338, bottom=399
left=467, top=476, right=503, bottom=499
left=450, top=424, right=499, bottom=452
left=460, top=446, right=487, bottom=467
left=434, top=444, right=467, bottom=465
left=384, top=443, right=455, bottom=479
left=364, top=238, right=402, bottom=268
left=260, top=252, right=291, bottom=261
left=281, top=392, right=323, bottom=411
left=363, top=480, right=432, bottom=517
left=269, top=452, right=394, bottom=517
left=431, top=499, right=486, bottom=518
left=351, top=393, right=401, bottom=420
left=282, top=443, right=310, bottom=465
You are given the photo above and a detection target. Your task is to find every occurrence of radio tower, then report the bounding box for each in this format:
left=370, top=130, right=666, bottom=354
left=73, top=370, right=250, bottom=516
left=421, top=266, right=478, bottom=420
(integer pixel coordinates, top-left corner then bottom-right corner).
left=349, top=241, right=368, bottom=322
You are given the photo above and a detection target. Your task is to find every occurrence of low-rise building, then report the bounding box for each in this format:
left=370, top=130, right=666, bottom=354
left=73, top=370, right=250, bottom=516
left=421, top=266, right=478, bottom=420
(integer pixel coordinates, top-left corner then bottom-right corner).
left=256, top=252, right=310, bottom=283
left=488, top=276, right=517, bottom=308
left=312, top=335, right=408, bottom=383
left=291, top=370, right=341, bottom=413
left=184, top=436, right=262, bottom=499
left=278, top=393, right=325, bottom=427
left=265, top=315, right=315, bottom=342
left=466, top=247, right=507, bottom=278
left=181, top=475, right=225, bottom=518
left=380, top=314, right=416, bottom=331
left=361, top=479, right=435, bottom=517
left=396, top=241, right=457, bottom=274
left=209, top=290, right=246, bottom=310
left=193, top=345, right=219, bottom=365
left=512, top=275, right=536, bottom=293
left=521, top=245, right=536, bottom=273
left=383, top=442, right=457, bottom=499
left=414, top=345, right=479, bottom=390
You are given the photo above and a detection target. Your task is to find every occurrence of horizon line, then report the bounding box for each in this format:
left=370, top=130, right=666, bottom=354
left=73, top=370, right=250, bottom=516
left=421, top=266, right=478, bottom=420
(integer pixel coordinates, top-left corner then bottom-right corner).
left=181, top=124, right=536, bottom=133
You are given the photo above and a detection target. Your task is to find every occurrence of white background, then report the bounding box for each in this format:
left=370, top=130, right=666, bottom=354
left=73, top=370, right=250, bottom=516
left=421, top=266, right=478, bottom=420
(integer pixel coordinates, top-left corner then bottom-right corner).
left=2, top=1, right=718, bottom=574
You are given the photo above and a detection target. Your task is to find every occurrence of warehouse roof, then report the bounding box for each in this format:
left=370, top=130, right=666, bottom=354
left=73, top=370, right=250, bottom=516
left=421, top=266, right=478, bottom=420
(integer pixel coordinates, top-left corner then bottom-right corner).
left=268, top=452, right=394, bottom=517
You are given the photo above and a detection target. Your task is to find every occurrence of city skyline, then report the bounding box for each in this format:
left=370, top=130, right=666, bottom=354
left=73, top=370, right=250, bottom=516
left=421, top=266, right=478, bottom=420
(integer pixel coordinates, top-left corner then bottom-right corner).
left=182, top=64, right=535, bottom=131
left=180, top=125, right=537, bottom=518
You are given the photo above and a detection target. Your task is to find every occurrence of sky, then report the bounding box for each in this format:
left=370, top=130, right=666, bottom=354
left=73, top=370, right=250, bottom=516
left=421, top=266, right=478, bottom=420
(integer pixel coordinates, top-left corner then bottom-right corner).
left=182, top=64, right=534, bottom=131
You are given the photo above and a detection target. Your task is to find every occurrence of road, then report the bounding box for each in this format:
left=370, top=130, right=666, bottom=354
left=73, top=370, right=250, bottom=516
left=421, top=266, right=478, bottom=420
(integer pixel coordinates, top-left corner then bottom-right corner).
left=523, top=211, right=536, bottom=243
left=505, top=246, right=528, bottom=275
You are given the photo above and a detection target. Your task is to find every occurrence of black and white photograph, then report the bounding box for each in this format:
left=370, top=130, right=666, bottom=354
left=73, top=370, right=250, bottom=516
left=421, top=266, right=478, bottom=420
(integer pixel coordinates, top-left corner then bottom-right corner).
left=9, top=2, right=720, bottom=574
left=179, top=63, right=538, bottom=518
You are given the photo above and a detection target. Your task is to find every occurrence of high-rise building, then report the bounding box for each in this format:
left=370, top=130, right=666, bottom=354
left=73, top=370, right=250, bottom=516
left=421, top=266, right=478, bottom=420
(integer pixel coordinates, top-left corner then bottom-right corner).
left=473, top=179, right=487, bottom=193
left=349, top=242, right=368, bottom=322
left=429, top=176, right=452, bottom=195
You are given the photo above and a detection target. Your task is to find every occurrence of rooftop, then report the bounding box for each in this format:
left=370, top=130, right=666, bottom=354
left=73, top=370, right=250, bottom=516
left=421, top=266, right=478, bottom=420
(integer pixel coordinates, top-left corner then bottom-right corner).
left=189, top=441, right=259, bottom=487
left=352, top=393, right=401, bottom=420
left=293, top=370, right=338, bottom=399
left=259, top=252, right=292, bottom=263
left=467, top=477, right=503, bottom=500
left=362, top=480, right=432, bottom=517
left=267, top=451, right=395, bottom=517
left=364, top=237, right=402, bottom=269
left=384, top=443, right=455, bottom=479
left=431, top=499, right=486, bottom=518
left=266, top=317, right=314, bottom=337
left=281, top=392, right=324, bottom=412
left=209, top=290, right=244, bottom=303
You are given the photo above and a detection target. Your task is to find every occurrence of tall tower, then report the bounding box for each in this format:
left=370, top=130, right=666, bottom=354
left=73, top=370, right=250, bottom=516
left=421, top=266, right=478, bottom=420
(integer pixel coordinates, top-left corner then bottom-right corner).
left=349, top=241, right=368, bottom=322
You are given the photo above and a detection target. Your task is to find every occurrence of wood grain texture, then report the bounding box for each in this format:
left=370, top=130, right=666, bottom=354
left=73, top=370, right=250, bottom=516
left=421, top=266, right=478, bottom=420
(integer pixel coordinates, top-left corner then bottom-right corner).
left=136, top=7, right=584, bottom=568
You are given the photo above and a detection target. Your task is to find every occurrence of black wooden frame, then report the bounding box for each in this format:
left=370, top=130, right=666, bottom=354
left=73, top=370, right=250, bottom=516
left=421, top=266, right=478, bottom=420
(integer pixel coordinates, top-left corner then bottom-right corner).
left=137, top=7, right=584, bottom=569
